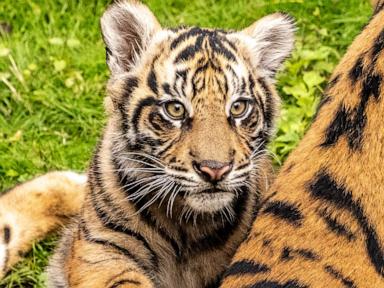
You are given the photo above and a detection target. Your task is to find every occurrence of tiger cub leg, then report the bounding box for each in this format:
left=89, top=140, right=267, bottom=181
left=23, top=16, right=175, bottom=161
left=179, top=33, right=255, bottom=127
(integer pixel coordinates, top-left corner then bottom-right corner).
left=47, top=222, right=155, bottom=288
left=0, top=171, right=86, bottom=278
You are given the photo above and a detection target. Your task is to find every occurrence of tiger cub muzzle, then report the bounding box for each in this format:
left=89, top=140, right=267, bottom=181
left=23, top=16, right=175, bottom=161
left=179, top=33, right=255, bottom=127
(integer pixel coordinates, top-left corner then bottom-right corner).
left=193, top=160, right=233, bottom=184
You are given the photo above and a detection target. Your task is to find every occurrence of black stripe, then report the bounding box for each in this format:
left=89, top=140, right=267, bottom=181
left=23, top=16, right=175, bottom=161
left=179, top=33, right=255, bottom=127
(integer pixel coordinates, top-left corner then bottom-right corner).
left=157, top=138, right=179, bottom=157
left=328, top=74, right=341, bottom=89
left=241, top=105, right=257, bottom=128
left=324, top=265, right=356, bottom=288
left=362, top=72, right=381, bottom=102
left=246, top=280, right=308, bottom=288
left=308, top=170, right=384, bottom=277
left=281, top=247, right=319, bottom=261
left=148, top=111, right=173, bottom=132
left=349, top=57, right=364, bottom=82
left=204, top=275, right=222, bottom=288
left=169, top=25, right=187, bottom=33
left=262, top=201, right=303, bottom=226
left=208, top=34, right=236, bottom=61
left=131, top=96, right=157, bottom=133
left=148, top=112, right=163, bottom=133
left=106, top=47, right=112, bottom=62
left=226, top=64, right=240, bottom=93
left=135, top=135, right=164, bottom=150
left=123, top=77, right=139, bottom=99
left=90, top=146, right=160, bottom=269
left=109, top=279, right=141, bottom=288
left=257, top=77, right=275, bottom=134
left=191, top=62, right=210, bottom=97
left=170, top=27, right=203, bottom=49
left=322, top=57, right=382, bottom=150
left=162, top=83, right=173, bottom=96
left=374, top=1, right=384, bottom=15
left=318, top=209, right=356, bottom=241
left=321, top=104, right=351, bottom=148
left=141, top=209, right=181, bottom=257
left=172, top=28, right=236, bottom=63
left=175, top=69, right=189, bottom=98
left=373, top=28, right=384, bottom=59
left=248, top=74, right=263, bottom=116
left=174, top=35, right=204, bottom=63
left=168, top=165, right=188, bottom=173
left=186, top=187, right=250, bottom=254
left=79, top=219, right=152, bottom=273
left=3, top=226, right=10, bottom=244
left=147, top=69, right=158, bottom=95
left=236, top=162, right=250, bottom=171
left=118, top=102, right=130, bottom=136
left=224, top=260, right=270, bottom=277
left=90, top=192, right=159, bottom=269
left=119, top=77, right=139, bottom=134
left=111, top=155, right=182, bottom=258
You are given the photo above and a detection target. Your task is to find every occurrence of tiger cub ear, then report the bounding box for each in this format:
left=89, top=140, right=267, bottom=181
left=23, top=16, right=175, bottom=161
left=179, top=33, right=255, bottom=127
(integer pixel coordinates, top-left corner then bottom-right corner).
left=240, top=13, right=296, bottom=79
left=100, top=1, right=161, bottom=75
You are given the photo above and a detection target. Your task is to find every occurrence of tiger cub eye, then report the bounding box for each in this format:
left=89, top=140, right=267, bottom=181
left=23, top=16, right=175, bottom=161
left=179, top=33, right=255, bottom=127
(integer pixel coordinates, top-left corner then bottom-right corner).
left=230, top=100, right=249, bottom=118
left=164, top=101, right=186, bottom=120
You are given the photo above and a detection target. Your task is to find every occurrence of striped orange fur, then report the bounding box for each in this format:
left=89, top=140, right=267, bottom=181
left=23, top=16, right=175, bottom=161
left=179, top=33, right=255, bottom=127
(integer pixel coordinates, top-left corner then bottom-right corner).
left=220, top=2, right=384, bottom=288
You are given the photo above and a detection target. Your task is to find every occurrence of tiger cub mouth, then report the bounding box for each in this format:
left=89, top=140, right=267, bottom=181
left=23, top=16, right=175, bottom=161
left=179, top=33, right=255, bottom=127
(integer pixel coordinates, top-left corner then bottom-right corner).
left=184, top=191, right=235, bottom=213
left=197, top=188, right=228, bottom=194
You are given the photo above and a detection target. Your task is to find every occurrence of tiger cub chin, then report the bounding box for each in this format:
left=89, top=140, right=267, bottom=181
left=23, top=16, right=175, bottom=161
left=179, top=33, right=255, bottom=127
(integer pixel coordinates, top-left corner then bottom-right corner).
left=0, top=1, right=295, bottom=287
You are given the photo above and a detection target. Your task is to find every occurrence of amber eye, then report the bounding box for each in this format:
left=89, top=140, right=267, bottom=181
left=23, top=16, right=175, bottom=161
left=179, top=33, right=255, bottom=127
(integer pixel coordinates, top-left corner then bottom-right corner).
left=163, top=101, right=186, bottom=120
left=230, top=100, right=249, bottom=118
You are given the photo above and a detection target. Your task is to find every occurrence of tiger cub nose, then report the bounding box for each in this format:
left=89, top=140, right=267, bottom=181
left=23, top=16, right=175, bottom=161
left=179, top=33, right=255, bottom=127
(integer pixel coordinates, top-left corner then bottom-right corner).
left=193, top=160, right=233, bottom=183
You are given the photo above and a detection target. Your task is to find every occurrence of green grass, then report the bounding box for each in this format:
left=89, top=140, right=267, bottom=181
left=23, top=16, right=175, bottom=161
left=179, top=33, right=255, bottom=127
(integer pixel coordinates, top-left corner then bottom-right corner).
left=0, top=0, right=372, bottom=287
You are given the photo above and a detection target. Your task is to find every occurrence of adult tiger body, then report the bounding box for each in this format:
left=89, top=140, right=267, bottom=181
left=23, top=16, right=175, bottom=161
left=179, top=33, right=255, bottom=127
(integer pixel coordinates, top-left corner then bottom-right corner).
left=220, top=1, right=384, bottom=288
left=0, top=1, right=295, bottom=287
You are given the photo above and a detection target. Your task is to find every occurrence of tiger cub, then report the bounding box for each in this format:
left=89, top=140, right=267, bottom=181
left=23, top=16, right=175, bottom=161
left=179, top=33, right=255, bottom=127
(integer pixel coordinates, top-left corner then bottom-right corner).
left=221, top=1, right=384, bottom=288
left=0, top=1, right=295, bottom=287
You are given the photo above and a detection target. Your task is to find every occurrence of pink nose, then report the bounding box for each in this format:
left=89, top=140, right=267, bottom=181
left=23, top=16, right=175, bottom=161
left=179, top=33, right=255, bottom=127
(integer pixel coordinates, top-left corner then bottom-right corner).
left=193, top=160, right=232, bottom=183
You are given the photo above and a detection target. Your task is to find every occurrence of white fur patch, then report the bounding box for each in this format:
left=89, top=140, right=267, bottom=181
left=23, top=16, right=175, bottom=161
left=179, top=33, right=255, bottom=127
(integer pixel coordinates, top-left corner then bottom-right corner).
left=0, top=243, right=7, bottom=273
left=230, top=13, right=296, bottom=79
left=62, top=171, right=87, bottom=185
left=100, top=1, right=161, bottom=74
left=185, top=192, right=234, bottom=213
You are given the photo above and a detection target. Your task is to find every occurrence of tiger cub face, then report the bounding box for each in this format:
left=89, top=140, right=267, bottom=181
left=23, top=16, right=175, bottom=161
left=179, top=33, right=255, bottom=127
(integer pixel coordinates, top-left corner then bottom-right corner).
left=101, top=1, right=295, bottom=216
